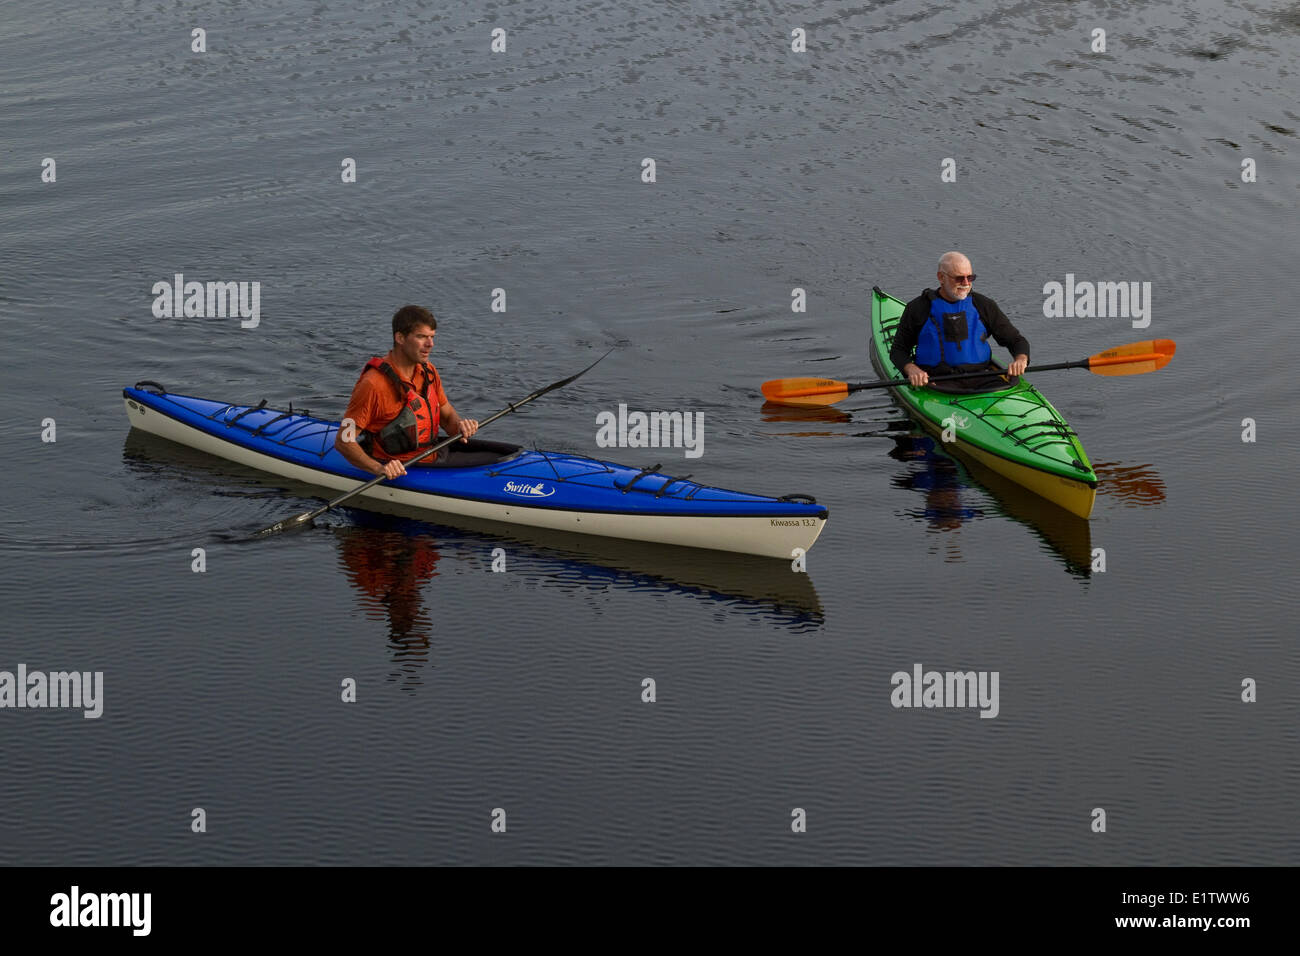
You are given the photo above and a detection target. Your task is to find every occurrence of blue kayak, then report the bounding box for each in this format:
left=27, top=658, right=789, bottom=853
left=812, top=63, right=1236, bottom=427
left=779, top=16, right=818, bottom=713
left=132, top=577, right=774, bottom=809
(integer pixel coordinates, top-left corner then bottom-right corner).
left=122, top=384, right=828, bottom=558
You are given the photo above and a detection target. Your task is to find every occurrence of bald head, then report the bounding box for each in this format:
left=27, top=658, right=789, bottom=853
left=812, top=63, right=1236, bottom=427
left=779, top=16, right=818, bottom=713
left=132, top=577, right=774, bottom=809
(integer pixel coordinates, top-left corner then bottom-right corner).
left=938, top=251, right=971, bottom=274
left=936, top=251, right=975, bottom=302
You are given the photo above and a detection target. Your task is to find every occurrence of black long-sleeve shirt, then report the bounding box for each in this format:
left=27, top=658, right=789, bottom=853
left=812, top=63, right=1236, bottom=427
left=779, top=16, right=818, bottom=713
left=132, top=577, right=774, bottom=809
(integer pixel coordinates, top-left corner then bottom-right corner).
left=889, top=289, right=1030, bottom=372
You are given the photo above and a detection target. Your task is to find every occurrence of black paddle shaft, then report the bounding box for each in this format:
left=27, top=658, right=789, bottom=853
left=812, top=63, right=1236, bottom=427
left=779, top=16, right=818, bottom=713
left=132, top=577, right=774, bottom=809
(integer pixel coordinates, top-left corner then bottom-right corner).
left=847, top=358, right=1088, bottom=393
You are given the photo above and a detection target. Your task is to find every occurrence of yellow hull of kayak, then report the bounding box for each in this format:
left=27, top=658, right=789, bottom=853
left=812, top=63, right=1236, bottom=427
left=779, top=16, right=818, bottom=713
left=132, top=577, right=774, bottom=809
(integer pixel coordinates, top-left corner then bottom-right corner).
left=910, top=413, right=1097, bottom=519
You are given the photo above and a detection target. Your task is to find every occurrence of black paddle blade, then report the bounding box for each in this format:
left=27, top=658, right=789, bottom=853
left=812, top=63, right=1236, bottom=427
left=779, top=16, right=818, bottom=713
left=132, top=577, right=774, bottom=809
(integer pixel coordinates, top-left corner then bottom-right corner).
left=530, top=346, right=616, bottom=400
left=251, top=511, right=315, bottom=538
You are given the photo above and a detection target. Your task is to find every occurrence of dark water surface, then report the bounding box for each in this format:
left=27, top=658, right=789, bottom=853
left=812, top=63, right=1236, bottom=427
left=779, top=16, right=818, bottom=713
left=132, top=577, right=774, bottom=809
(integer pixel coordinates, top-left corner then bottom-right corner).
left=2, top=0, right=1297, bottom=865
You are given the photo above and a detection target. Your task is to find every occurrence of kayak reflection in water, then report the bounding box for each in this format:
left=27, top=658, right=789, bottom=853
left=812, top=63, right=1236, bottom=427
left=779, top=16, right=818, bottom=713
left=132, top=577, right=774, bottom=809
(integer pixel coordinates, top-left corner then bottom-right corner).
left=333, top=305, right=482, bottom=480
left=892, top=252, right=1030, bottom=393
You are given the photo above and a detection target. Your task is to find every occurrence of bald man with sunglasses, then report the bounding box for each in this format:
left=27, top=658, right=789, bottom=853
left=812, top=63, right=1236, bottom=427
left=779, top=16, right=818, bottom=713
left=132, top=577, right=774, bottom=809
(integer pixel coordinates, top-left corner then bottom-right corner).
left=891, top=252, right=1030, bottom=391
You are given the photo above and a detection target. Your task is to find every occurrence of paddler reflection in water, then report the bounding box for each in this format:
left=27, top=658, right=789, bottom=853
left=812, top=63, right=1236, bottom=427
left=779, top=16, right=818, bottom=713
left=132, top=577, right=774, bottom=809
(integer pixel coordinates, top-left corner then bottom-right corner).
left=892, top=252, right=1030, bottom=392
left=335, top=305, right=492, bottom=477
left=336, top=523, right=439, bottom=683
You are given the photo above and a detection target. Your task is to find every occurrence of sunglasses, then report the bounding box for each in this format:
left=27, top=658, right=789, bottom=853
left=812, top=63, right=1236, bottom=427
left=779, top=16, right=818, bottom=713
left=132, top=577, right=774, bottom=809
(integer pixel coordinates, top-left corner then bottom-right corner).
left=944, top=272, right=976, bottom=283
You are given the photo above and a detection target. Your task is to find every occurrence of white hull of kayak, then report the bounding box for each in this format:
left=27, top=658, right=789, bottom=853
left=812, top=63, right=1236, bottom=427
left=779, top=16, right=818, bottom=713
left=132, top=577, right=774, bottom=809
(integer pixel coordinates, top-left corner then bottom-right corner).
left=124, top=398, right=827, bottom=559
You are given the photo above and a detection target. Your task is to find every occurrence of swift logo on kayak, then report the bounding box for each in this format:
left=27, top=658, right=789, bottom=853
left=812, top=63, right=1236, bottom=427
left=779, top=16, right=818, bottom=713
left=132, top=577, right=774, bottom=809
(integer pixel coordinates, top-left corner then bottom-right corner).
left=502, top=481, right=554, bottom=498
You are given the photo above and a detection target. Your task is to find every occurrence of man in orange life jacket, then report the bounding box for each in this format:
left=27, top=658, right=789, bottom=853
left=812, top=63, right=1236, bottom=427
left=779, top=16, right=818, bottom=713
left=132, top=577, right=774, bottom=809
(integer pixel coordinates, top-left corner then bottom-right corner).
left=335, top=305, right=479, bottom=479
left=890, top=252, right=1030, bottom=391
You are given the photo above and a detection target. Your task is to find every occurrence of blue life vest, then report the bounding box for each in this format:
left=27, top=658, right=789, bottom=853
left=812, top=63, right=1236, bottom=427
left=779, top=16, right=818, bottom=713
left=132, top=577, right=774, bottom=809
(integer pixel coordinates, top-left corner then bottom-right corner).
left=914, top=295, right=992, bottom=368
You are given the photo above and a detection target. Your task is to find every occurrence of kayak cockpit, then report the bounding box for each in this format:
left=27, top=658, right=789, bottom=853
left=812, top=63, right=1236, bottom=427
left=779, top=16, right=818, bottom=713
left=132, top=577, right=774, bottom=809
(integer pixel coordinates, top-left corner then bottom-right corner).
left=422, top=439, right=524, bottom=468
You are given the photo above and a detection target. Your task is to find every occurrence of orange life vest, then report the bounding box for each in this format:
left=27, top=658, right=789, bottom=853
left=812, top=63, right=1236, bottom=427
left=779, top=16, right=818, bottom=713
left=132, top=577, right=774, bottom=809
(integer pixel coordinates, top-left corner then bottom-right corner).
left=357, top=358, right=441, bottom=458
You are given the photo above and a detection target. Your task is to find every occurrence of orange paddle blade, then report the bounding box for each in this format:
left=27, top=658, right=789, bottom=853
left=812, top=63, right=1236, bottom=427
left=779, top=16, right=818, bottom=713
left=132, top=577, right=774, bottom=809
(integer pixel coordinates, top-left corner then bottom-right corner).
left=1085, top=339, right=1176, bottom=376
left=760, top=377, right=851, bottom=406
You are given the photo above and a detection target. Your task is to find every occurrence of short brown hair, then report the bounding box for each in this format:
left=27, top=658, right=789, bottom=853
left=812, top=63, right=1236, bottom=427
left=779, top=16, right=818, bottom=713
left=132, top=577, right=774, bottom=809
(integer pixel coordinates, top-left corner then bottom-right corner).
left=392, top=305, right=437, bottom=343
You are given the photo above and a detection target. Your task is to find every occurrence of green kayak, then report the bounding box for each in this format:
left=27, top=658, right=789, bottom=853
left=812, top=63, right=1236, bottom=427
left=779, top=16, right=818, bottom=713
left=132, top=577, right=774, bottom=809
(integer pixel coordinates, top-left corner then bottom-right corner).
left=870, top=287, right=1097, bottom=519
